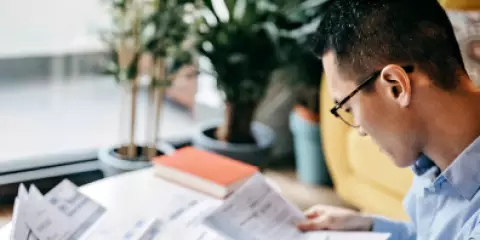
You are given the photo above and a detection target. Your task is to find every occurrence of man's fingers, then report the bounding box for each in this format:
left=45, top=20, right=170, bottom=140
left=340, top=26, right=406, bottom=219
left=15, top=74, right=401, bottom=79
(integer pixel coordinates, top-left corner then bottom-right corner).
left=304, top=207, right=325, bottom=219
left=297, top=215, right=334, bottom=232
left=297, top=220, right=321, bottom=232
left=305, top=210, right=320, bottom=219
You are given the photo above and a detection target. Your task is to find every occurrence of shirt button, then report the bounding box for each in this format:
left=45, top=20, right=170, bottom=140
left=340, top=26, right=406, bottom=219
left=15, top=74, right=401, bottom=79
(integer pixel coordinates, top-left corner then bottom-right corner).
left=424, top=186, right=436, bottom=193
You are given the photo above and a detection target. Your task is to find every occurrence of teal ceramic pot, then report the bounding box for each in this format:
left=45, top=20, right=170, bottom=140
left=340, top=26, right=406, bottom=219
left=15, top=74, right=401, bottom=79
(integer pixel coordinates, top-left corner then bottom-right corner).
left=289, top=108, right=332, bottom=186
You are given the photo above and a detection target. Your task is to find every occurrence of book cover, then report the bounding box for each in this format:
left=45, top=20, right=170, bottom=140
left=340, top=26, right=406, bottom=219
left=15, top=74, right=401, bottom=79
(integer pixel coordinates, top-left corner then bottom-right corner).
left=153, top=147, right=259, bottom=198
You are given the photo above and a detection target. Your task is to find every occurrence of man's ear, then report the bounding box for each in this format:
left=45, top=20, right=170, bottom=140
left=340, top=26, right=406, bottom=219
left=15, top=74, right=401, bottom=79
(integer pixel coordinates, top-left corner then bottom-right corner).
left=379, top=64, right=412, bottom=108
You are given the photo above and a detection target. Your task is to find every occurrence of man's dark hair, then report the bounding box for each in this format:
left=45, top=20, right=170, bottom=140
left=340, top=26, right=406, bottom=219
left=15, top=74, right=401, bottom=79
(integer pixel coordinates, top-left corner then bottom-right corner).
left=312, top=0, right=466, bottom=90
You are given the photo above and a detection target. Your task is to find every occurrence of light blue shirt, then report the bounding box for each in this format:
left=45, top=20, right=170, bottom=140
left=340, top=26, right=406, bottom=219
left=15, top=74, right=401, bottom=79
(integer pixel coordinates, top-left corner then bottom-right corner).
left=372, top=136, right=480, bottom=240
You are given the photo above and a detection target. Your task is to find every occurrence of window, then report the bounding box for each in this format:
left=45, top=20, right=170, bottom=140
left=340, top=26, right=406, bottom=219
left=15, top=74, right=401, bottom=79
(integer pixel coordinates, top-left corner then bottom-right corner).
left=0, top=0, right=223, bottom=173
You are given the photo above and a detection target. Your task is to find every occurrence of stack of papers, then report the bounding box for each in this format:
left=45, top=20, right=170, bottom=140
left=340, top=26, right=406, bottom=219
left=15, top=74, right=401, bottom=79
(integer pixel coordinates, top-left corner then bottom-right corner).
left=10, top=180, right=106, bottom=240
left=8, top=178, right=220, bottom=240
left=8, top=174, right=391, bottom=240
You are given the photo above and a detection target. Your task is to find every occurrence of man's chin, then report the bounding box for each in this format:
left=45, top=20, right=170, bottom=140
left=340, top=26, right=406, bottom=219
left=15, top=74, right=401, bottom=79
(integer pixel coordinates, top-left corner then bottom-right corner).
left=391, top=155, right=417, bottom=168
left=385, top=151, right=414, bottom=168
left=393, top=160, right=413, bottom=168
left=378, top=146, right=415, bottom=168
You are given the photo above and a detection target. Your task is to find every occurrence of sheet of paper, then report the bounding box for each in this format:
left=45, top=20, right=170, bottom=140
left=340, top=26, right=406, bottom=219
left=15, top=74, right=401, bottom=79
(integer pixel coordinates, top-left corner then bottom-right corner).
left=305, top=231, right=391, bottom=240
left=138, top=219, right=164, bottom=240
left=158, top=200, right=229, bottom=240
left=118, top=218, right=164, bottom=240
left=25, top=185, right=74, bottom=240
left=13, top=181, right=106, bottom=240
left=82, top=217, right=148, bottom=239
left=44, top=179, right=106, bottom=239
left=204, top=173, right=306, bottom=240
left=203, top=173, right=391, bottom=240
left=11, top=184, right=39, bottom=240
left=83, top=182, right=223, bottom=240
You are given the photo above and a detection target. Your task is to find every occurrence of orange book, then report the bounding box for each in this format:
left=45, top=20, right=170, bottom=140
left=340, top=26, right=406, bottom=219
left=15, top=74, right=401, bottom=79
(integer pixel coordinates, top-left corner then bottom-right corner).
left=152, top=147, right=259, bottom=198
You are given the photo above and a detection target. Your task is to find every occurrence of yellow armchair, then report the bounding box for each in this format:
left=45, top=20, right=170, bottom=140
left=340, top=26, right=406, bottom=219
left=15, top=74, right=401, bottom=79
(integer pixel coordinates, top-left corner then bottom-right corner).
left=441, top=0, right=480, bottom=10
left=319, top=0, right=480, bottom=220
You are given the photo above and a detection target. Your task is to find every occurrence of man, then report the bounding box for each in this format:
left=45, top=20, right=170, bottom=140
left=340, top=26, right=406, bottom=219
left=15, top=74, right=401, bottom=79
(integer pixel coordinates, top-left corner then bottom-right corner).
left=296, top=0, right=480, bottom=239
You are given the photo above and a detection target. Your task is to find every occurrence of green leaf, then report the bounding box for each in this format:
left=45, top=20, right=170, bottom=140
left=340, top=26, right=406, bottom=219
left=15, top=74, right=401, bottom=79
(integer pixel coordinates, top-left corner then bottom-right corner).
left=202, top=0, right=221, bottom=23
left=239, top=0, right=258, bottom=26
left=261, top=21, right=281, bottom=58
left=299, top=0, right=330, bottom=9
left=224, top=0, right=236, bottom=18
left=232, top=0, right=247, bottom=21
left=211, top=0, right=230, bottom=22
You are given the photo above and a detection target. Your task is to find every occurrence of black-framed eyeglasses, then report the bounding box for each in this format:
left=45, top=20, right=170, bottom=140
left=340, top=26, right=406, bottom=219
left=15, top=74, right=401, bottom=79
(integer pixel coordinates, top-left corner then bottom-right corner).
left=330, top=65, right=415, bottom=128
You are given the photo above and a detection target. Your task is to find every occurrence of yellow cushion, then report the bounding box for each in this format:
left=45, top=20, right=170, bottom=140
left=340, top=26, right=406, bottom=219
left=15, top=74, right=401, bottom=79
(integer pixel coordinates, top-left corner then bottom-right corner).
left=320, top=75, right=353, bottom=185
left=441, top=0, right=480, bottom=10
left=347, top=132, right=413, bottom=198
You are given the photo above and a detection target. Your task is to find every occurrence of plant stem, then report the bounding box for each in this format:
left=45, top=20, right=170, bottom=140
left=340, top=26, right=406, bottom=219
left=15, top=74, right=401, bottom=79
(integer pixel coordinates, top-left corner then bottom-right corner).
left=216, top=102, right=257, bottom=144
left=148, top=87, right=165, bottom=159
left=127, top=2, right=142, bottom=160
left=127, top=80, right=138, bottom=159
left=147, top=58, right=166, bottom=160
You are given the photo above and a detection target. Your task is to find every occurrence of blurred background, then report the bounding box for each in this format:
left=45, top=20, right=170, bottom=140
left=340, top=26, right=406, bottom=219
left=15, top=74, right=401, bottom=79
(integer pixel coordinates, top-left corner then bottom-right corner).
left=0, top=0, right=328, bottom=208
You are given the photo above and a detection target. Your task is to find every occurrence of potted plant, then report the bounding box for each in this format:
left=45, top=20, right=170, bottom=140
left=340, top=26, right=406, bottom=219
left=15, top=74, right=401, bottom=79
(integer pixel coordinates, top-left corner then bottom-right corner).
left=189, top=0, right=314, bottom=167
left=97, top=0, right=196, bottom=176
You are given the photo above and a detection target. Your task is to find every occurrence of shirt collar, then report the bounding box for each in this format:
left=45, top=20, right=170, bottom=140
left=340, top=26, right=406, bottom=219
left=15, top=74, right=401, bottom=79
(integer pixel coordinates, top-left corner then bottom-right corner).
left=411, top=137, right=480, bottom=200
left=412, top=154, right=436, bottom=176
left=441, top=136, right=480, bottom=200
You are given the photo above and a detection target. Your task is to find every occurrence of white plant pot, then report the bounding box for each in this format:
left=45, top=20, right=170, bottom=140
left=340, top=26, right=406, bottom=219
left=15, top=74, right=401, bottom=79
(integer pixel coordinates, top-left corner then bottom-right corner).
left=98, top=141, right=176, bottom=177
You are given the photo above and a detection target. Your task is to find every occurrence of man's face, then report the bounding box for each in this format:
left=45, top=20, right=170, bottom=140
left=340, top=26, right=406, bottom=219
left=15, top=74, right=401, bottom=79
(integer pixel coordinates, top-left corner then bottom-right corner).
left=323, top=52, right=422, bottom=167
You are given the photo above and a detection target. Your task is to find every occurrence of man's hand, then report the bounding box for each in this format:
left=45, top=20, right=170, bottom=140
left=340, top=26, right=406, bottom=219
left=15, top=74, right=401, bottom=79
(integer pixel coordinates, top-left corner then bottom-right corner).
left=296, top=205, right=374, bottom=232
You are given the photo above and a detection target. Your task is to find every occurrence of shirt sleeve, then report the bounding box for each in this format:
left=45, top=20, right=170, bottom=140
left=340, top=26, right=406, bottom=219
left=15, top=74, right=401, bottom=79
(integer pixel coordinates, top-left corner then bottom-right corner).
left=371, top=215, right=416, bottom=240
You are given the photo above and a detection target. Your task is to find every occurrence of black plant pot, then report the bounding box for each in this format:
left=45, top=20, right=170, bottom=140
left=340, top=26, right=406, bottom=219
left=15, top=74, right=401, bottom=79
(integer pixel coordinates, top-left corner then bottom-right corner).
left=192, top=119, right=276, bottom=168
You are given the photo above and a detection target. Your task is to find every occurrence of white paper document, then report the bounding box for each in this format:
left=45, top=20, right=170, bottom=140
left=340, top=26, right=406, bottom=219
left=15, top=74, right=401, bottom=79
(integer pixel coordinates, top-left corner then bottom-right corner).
left=9, top=180, right=106, bottom=240
left=43, top=180, right=106, bottom=239
left=204, top=173, right=306, bottom=240
left=74, top=216, right=167, bottom=240
left=25, top=185, right=74, bottom=240
left=119, top=218, right=164, bottom=240
left=82, top=181, right=225, bottom=240
left=11, top=184, right=38, bottom=240
left=156, top=199, right=228, bottom=240
left=204, top=173, right=390, bottom=240
left=9, top=174, right=390, bottom=240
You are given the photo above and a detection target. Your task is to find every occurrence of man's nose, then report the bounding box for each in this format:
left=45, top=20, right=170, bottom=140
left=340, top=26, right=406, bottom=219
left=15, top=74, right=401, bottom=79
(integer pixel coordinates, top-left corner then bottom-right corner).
left=357, top=126, right=368, bottom=137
